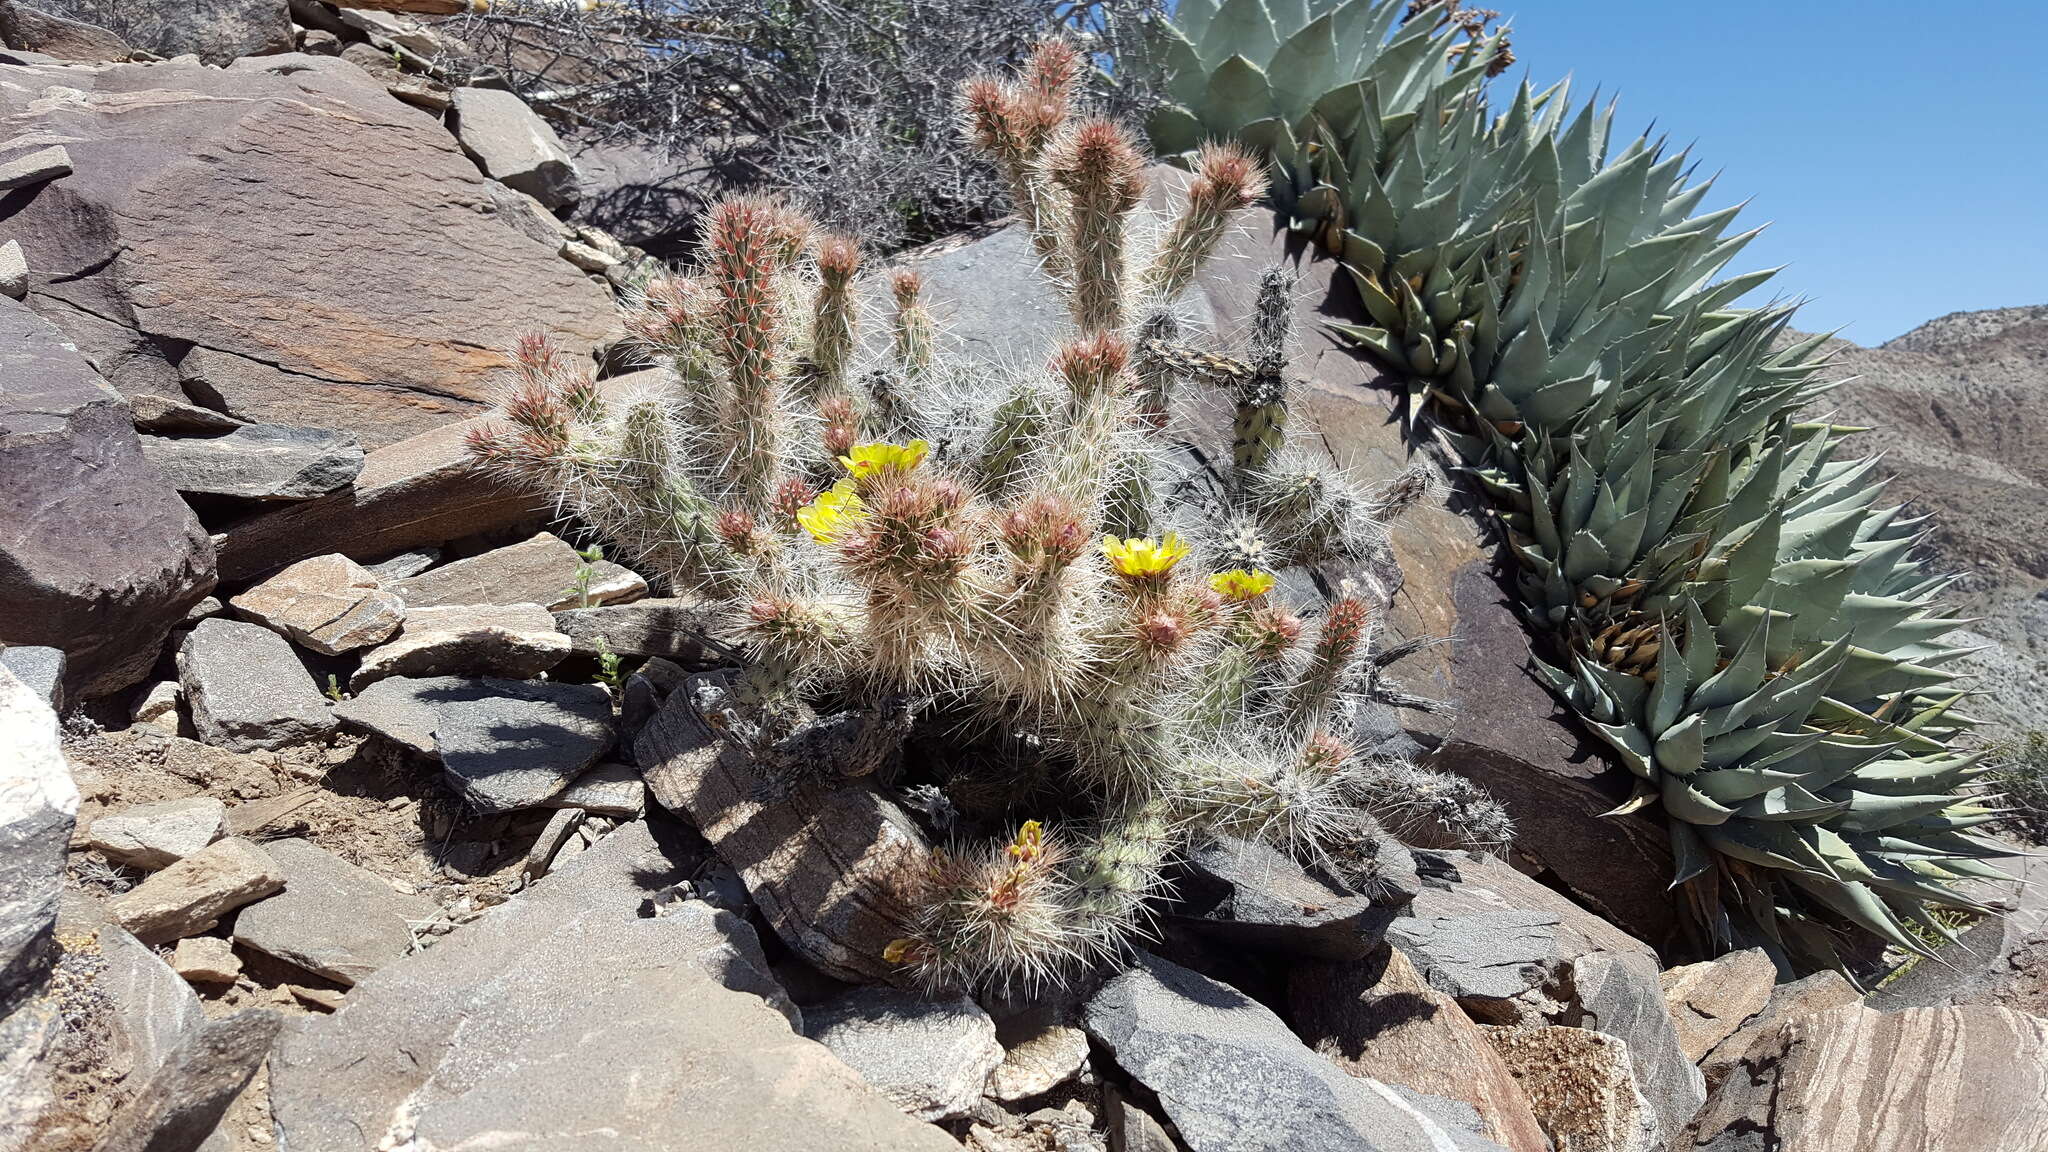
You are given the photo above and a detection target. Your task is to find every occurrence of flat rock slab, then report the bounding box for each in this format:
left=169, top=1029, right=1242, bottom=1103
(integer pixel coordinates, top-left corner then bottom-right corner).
left=178, top=617, right=336, bottom=752
left=1084, top=951, right=1509, bottom=1152
left=1, top=667, right=78, bottom=1007
left=270, top=820, right=957, bottom=1151
left=1659, top=947, right=1776, bottom=1064
left=142, top=424, right=363, bottom=501
left=129, top=392, right=245, bottom=434
left=1291, top=948, right=1550, bottom=1152
left=99, top=1008, right=281, bottom=1152
left=84, top=796, right=226, bottom=870
left=389, top=531, right=646, bottom=611
left=1172, top=835, right=1397, bottom=961
left=0, top=238, right=24, bottom=298
left=233, top=838, right=439, bottom=986
left=545, top=762, right=647, bottom=817
left=0, top=55, right=617, bottom=448
left=0, top=646, right=64, bottom=711
left=1485, top=1025, right=1663, bottom=1152
left=0, top=144, right=72, bottom=190
left=1692, top=1004, right=2048, bottom=1152
left=1570, top=951, right=1706, bottom=1143
left=107, top=837, right=283, bottom=945
left=554, top=597, right=730, bottom=664
left=171, top=936, right=242, bottom=986
left=987, top=1012, right=1091, bottom=1104
left=335, top=676, right=613, bottom=811
left=351, top=601, right=569, bottom=688
left=452, top=86, right=580, bottom=209
left=230, top=553, right=403, bottom=655
left=1699, top=971, right=1861, bottom=1093
left=805, top=986, right=1003, bottom=1122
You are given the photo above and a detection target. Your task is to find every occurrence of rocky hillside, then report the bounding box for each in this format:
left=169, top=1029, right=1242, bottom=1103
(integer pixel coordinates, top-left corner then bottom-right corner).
left=4, top=5, right=2046, bottom=1152
left=1806, top=306, right=2048, bottom=734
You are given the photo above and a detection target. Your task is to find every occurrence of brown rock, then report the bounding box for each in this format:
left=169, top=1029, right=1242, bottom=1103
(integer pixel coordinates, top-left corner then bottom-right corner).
left=1692, top=1004, right=2048, bottom=1152
left=230, top=553, right=403, bottom=655
left=350, top=601, right=569, bottom=688
left=209, top=373, right=635, bottom=583
left=388, top=531, right=647, bottom=611
left=1658, top=948, right=1775, bottom=1063
left=170, top=936, right=241, bottom=985
left=1486, top=1024, right=1664, bottom=1152
left=1291, top=947, right=1549, bottom=1152
left=1698, top=970, right=1861, bottom=1095
left=0, top=1, right=131, bottom=61
left=1, top=54, right=616, bottom=448
left=632, top=680, right=924, bottom=984
left=106, top=837, right=283, bottom=945
left=83, top=796, right=226, bottom=870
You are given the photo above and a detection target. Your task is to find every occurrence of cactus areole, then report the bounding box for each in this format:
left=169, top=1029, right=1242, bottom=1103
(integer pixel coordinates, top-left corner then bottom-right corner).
left=1142, top=0, right=2008, bottom=973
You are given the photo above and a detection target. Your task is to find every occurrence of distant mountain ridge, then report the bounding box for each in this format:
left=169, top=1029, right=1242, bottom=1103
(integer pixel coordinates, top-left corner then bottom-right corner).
left=1801, top=304, right=2048, bottom=734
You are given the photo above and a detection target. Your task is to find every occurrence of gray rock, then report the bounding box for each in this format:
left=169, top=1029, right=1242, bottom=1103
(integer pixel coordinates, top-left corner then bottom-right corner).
left=100, top=1009, right=281, bottom=1152
left=452, top=86, right=582, bottom=210
left=0, top=996, right=63, bottom=1143
left=987, top=1006, right=1091, bottom=1104
left=555, top=596, right=732, bottom=663
left=129, top=392, right=245, bottom=434
left=1385, top=909, right=1571, bottom=1024
left=805, top=986, right=1004, bottom=1122
left=145, top=0, right=293, bottom=64
left=1102, top=1083, right=1178, bottom=1152
left=106, top=837, right=284, bottom=945
left=177, top=617, right=336, bottom=752
left=332, top=5, right=439, bottom=55
left=233, top=838, right=438, bottom=985
left=546, top=762, right=647, bottom=817
left=361, top=546, right=440, bottom=581
left=523, top=806, right=585, bottom=880
left=0, top=646, right=63, bottom=711
left=0, top=144, right=71, bottom=191
left=1083, top=951, right=1509, bottom=1152
left=389, top=531, right=646, bottom=611
left=0, top=238, right=24, bottom=299
left=560, top=238, right=619, bottom=272
left=350, top=601, right=570, bottom=688
left=487, top=179, right=575, bottom=246
left=142, top=424, right=364, bottom=501
left=1570, top=951, right=1706, bottom=1143
left=96, top=919, right=208, bottom=1085
left=0, top=667, right=77, bottom=1010
left=84, top=796, right=226, bottom=870
left=336, top=676, right=612, bottom=811
left=230, top=553, right=403, bottom=655
left=1, top=298, right=215, bottom=700
left=270, top=819, right=956, bottom=1151
left=0, top=2, right=130, bottom=61
left=1173, top=836, right=1396, bottom=960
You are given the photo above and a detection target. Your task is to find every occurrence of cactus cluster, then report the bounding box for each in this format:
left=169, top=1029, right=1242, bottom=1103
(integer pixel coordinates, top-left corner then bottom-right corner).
left=468, top=41, right=1498, bottom=990
left=1145, top=0, right=2008, bottom=970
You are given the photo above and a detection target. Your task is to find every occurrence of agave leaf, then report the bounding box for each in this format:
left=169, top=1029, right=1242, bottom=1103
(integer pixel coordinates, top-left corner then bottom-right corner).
left=1197, top=0, right=1280, bottom=73
left=1267, top=11, right=1341, bottom=125
left=1199, top=56, right=1275, bottom=130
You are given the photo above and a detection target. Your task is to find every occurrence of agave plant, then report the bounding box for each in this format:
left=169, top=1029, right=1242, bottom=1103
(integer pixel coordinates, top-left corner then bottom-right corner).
left=1143, top=0, right=2010, bottom=972
left=468, top=41, right=1510, bottom=991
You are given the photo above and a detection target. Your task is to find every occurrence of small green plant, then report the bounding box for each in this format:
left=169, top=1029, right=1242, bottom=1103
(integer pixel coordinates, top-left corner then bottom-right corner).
left=469, top=40, right=1478, bottom=990
left=1989, top=730, right=2048, bottom=845
left=592, top=635, right=627, bottom=694
left=324, top=674, right=348, bottom=703
left=565, top=544, right=606, bottom=609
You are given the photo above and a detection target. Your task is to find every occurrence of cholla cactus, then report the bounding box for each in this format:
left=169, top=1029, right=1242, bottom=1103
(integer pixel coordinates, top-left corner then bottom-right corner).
left=470, top=40, right=1484, bottom=991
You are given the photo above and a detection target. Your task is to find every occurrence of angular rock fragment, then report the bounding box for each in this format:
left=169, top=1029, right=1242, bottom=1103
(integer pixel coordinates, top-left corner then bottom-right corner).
left=178, top=617, right=336, bottom=752
left=107, top=837, right=283, bottom=945
left=98, top=1009, right=281, bottom=1152
left=336, top=675, right=612, bottom=811
left=554, top=596, right=731, bottom=663
left=84, top=796, right=226, bottom=870
left=170, top=936, right=241, bottom=986
left=1698, top=971, right=1861, bottom=1093
left=389, top=531, right=646, bottom=611
left=130, top=680, right=182, bottom=731
left=1290, top=947, right=1549, bottom=1152
left=1085, top=951, right=1509, bottom=1152
left=805, top=986, right=1004, bottom=1122
left=0, top=144, right=71, bottom=191
left=986, top=1006, right=1090, bottom=1104
left=0, top=238, right=24, bottom=299
left=1485, top=1025, right=1663, bottom=1152
left=141, top=424, right=364, bottom=501
left=230, top=553, right=403, bottom=655
left=0, top=646, right=64, bottom=710
left=0, top=2, right=131, bottom=61
left=146, top=0, right=294, bottom=64
left=350, top=601, right=569, bottom=688
left=361, top=546, right=440, bottom=581
left=545, top=762, right=647, bottom=817
left=129, top=392, right=245, bottom=434
left=1570, top=951, right=1706, bottom=1142
left=232, top=838, right=438, bottom=985
left=0, top=666, right=77, bottom=1008
left=452, top=86, right=581, bottom=210
left=1658, top=947, right=1775, bottom=1063
left=1172, top=835, right=1400, bottom=960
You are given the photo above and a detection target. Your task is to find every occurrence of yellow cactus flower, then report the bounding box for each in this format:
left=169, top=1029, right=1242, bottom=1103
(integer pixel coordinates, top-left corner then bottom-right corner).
left=1007, top=819, right=1045, bottom=864
left=1102, top=533, right=1190, bottom=581
left=796, top=478, right=865, bottom=544
left=838, top=439, right=930, bottom=479
left=1208, top=569, right=1276, bottom=603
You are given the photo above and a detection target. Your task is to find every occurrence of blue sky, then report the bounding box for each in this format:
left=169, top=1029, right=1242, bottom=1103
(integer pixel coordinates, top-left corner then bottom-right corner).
left=1500, top=0, right=2044, bottom=345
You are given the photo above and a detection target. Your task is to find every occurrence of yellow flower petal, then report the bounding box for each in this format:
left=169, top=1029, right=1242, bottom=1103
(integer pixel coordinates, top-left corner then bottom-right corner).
left=796, top=478, right=865, bottom=544
left=837, top=439, right=929, bottom=478
left=1208, top=568, right=1276, bottom=602
left=1102, top=533, right=1191, bottom=580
